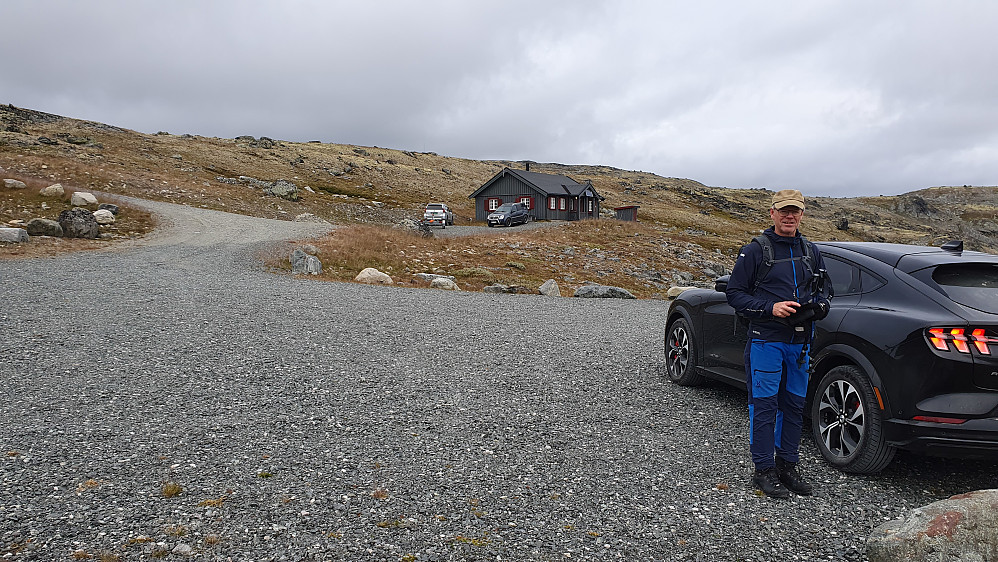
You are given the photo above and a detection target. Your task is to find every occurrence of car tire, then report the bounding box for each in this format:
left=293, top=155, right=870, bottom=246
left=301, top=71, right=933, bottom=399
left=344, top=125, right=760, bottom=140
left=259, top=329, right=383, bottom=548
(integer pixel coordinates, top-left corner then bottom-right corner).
left=664, top=318, right=705, bottom=386
left=505, top=217, right=511, bottom=227
left=811, top=365, right=896, bottom=474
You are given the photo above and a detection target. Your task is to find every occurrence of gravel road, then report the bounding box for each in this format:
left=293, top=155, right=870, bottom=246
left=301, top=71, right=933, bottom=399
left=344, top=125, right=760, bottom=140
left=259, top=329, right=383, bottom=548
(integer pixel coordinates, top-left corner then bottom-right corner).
left=2, top=198, right=996, bottom=561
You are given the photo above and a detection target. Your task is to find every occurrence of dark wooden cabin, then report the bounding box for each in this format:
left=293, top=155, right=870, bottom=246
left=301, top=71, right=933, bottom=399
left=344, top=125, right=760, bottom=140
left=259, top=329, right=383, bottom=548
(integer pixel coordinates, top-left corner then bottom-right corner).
left=469, top=166, right=604, bottom=222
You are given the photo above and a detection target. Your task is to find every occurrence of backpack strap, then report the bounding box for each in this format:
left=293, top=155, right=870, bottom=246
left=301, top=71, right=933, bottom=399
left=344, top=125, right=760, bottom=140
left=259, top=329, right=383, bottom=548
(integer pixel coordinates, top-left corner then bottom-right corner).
left=750, top=234, right=815, bottom=295
left=751, top=235, right=775, bottom=294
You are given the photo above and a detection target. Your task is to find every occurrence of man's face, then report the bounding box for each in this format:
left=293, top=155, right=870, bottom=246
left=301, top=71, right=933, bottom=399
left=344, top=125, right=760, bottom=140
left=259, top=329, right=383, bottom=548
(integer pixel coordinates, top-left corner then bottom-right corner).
left=770, top=205, right=803, bottom=237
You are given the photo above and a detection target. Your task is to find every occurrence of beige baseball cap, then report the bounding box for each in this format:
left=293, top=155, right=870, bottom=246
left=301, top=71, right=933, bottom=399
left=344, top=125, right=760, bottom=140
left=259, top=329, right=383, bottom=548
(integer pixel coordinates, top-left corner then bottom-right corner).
left=772, top=189, right=805, bottom=210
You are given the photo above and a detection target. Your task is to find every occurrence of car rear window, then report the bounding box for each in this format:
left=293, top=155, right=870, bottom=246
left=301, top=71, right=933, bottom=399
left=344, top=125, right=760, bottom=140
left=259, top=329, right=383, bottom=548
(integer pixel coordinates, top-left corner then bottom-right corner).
left=930, top=264, right=998, bottom=313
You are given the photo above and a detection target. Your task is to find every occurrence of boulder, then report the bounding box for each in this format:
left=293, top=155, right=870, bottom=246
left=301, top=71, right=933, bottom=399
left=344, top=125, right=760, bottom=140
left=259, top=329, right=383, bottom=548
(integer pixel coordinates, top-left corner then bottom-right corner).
left=867, top=489, right=998, bottom=562
left=3, top=179, right=27, bottom=190
left=667, top=286, right=698, bottom=299
left=355, top=267, right=393, bottom=285
left=38, top=183, right=64, bottom=197
left=57, top=208, right=99, bottom=239
left=430, top=277, right=460, bottom=291
left=573, top=284, right=637, bottom=299
left=413, top=273, right=456, bottom=283
left=97, top=203, right=120, bottom=215
left=25, top=218, right=63, bottom=237
left=0, top=228, right=29, bottom=243
left=293, top=213, right=324, bottom=223
left=70, top=191, right=98, bottom=208
left=539, top=279, right=561, bottom=297
left=93, top=209, right=115, bottom=225
left=483, top=284, right=535, bottom=294
left=290, top=248, right=322, bottom=275
left=264, top=180, right=300, bottom=201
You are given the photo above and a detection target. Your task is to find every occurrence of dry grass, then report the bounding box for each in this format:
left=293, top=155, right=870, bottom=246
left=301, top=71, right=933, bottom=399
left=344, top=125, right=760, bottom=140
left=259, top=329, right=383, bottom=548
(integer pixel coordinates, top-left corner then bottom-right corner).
left=161, top=481, right=183, bottom=498
left=304, top=219, right=725, bottom=298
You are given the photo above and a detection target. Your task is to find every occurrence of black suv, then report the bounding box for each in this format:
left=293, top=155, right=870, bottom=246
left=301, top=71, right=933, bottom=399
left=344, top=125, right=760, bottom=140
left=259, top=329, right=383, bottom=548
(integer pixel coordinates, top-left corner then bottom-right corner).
left=487, top=203, right=529, bottom=227
left=664, top=240, right=998, bottom=473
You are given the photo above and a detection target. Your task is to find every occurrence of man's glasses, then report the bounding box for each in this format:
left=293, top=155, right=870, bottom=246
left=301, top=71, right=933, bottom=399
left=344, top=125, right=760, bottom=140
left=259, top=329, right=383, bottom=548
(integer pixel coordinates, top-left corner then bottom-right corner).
left=774, top=207, right=803, bottom=217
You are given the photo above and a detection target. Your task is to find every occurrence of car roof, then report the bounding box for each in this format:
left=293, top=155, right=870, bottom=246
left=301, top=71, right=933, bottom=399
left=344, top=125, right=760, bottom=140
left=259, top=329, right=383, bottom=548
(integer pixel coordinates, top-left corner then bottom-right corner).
left=816, top=241, right=998, bottom=272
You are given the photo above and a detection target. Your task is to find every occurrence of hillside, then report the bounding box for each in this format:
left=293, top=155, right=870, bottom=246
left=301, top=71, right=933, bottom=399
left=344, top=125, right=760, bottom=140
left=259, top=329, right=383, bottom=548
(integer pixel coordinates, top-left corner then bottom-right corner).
left=2, top=103, right=997, bottom=297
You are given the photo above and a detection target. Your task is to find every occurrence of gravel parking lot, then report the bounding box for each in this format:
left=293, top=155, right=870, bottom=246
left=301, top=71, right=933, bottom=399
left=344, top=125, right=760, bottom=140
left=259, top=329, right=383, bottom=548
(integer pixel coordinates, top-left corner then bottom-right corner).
left=2, top=198, right=996, bottom=561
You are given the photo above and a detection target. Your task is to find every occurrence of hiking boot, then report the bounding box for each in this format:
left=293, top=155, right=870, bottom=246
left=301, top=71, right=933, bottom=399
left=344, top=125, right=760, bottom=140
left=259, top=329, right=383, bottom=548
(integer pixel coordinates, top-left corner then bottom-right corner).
left=776, top=457, right=814, bottom=496
left=752, top=467, right=790, bottom=498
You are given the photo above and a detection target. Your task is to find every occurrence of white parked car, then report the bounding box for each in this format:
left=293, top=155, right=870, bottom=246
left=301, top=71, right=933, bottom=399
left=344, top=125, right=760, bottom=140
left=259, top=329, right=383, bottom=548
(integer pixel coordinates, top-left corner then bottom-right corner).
left=423, top=203, right=454, bottom=228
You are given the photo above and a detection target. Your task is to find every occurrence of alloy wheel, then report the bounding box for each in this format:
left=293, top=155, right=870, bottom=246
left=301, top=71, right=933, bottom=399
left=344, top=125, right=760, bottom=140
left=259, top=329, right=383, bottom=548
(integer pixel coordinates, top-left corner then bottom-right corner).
left=667, top=325, right=689, bottom=379
left=816, top=378, right=866, bottom=460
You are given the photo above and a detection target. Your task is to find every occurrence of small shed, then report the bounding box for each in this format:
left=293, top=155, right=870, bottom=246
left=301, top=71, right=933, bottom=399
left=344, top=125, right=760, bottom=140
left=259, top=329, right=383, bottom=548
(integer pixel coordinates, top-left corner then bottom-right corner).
left=614, top=205, right=639, bottom=221
left=469, top=166, right=604, bottom=222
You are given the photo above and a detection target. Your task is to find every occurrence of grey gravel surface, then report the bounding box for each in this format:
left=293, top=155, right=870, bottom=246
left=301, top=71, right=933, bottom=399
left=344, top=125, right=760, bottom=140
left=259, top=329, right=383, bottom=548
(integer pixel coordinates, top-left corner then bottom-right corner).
left=2, top=198, right=997, bottom=561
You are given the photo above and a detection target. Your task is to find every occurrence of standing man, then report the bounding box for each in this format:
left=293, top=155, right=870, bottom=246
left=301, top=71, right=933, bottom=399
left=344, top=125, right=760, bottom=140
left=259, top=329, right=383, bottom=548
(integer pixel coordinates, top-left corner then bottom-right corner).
left=726, top=189, right=829, bottom=498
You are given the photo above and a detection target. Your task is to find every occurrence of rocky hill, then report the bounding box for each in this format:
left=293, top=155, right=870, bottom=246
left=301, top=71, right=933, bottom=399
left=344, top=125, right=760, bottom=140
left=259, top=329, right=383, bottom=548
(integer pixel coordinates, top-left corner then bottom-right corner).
left=2, top=103, right=997, bottom=297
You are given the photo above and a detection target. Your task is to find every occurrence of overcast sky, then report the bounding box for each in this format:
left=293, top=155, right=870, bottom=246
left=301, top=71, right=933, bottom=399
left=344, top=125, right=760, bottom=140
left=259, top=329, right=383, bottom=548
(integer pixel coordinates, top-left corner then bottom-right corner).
left=2, top=1, right=997, bottom=197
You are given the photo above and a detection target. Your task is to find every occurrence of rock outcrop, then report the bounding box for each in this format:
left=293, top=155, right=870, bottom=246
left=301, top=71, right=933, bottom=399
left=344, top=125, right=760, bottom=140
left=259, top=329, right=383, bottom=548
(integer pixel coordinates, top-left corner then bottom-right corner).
left=57, top=208, right=99, bottom=239
left=290, top=248, right=322, bottom=275
left=25, top=218, right=63, bottom=237
left=0, top=227, right=29, bottom=243
left=70, top=191, right=98, bottom=208
left=573, top=284, right=637, bottom=299
left=39, top=183, right=64, bottom=197
left=355, top=267, right=393, bottom=285
left=539, top=279, right=561, bottom=297
left=867, top=489, right=998, bottom=562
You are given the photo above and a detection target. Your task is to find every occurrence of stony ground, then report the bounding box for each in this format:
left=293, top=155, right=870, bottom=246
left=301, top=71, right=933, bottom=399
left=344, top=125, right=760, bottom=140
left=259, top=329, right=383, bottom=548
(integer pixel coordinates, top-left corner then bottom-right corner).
left=2, top=198, right=996, bottom=561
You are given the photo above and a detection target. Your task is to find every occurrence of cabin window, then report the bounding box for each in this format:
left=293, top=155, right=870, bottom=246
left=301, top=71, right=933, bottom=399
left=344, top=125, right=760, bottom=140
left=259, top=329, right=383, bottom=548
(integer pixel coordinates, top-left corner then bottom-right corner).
left=559, top=197, right=566, bottom=211
left=486, top=198, right=502, bottom=211
left=518, top=196, right=534, bottom=210
left=548, top=196, right=557, bottom=210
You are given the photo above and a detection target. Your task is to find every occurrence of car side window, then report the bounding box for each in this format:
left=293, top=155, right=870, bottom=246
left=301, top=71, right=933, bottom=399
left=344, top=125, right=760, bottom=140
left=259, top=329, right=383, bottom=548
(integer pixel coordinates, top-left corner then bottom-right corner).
left=859, top=270, right=885, bottom=292
left=823, top=256, right=859, bottom=296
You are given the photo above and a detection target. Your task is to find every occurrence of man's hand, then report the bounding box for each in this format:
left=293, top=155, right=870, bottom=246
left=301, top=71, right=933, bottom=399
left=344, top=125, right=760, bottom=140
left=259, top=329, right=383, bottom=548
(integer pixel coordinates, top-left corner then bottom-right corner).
left=772, top=300, right=800, bottom=318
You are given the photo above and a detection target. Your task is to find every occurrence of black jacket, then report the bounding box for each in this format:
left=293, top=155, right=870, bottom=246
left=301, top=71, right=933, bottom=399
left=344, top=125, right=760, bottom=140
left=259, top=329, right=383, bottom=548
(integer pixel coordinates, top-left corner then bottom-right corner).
left=726, top=227, right=827, bottom=343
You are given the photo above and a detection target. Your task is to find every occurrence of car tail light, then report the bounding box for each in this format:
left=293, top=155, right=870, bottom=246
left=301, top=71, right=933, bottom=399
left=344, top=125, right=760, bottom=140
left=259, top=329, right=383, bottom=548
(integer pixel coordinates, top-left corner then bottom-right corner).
left=926, top=327, right=998, bottom=355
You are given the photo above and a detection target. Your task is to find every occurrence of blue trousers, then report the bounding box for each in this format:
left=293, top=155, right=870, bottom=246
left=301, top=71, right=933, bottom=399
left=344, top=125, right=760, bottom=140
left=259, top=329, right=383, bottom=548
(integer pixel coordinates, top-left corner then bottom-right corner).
left=745, top=340, right=808, bottom=470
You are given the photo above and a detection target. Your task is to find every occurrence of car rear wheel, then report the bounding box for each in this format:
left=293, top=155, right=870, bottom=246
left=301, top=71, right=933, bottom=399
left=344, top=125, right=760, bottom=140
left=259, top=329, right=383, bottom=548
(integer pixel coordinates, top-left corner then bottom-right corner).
left=664, top=318, right=704, bottom=386
left=811, top=365, right=895, bottom=474
left=505, top=217, right=511, bottom=227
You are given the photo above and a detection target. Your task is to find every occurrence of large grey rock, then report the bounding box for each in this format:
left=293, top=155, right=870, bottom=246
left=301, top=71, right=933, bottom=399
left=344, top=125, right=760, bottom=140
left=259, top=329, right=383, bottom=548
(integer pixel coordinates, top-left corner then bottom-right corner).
left=70, top=191, right=98, bottom=208
left=98, top=203, right=120, bottom=215
left=38, top=183, right=65, bottom=197
left=3, top=179, right=27, bottom=189
left=265, top=180, right=300, bottom=201
left=93, top=209, right=115, bottom=225
left=355, top=267, right=392, bottom=285
left=573, top=284, right=637, bottom=299
left=57, top=208, right=99, bottom=239
left=667, top=286, right=698, bottom=299
left=430, top=277, right=460, bottom=291
left=0, top=228, right=29, bottom=243
left=25, top=218, right=63, bottom=237
left=867, top=489, right=998, bottom=562
left=413, top=273, right=456, bottom=283
left=483, top=284, right=535, bottom=294
left=539, top=279, right=561, bottom=297
left=290, top=248, right=322, bottom=275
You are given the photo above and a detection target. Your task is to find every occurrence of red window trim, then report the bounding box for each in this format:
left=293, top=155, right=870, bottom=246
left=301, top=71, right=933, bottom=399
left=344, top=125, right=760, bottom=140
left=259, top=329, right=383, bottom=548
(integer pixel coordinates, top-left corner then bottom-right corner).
left=486, top=197, right=502, bottom=212
left=517, top=196, right=535, bottom=210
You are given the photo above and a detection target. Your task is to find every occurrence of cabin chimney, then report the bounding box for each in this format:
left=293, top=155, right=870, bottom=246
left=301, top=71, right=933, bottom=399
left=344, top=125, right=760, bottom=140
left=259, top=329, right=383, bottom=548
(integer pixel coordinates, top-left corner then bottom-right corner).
left=525, top=161, right=531, bottom=172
